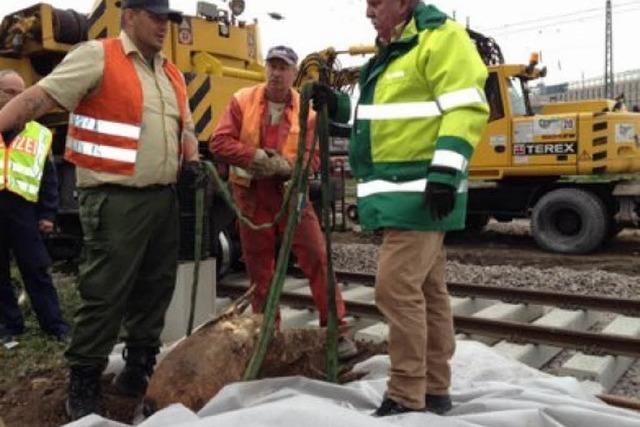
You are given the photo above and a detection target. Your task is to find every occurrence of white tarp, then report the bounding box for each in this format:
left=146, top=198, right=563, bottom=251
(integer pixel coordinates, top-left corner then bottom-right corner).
left=66, top=340, right=640, bottom=427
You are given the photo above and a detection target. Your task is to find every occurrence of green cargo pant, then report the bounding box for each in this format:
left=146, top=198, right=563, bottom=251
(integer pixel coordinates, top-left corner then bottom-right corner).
left=65, top=185, right=179, bottom=368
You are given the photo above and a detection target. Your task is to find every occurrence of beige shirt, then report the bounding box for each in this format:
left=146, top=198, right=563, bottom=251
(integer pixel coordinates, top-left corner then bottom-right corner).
left=38, top=32, right=195, bottom=188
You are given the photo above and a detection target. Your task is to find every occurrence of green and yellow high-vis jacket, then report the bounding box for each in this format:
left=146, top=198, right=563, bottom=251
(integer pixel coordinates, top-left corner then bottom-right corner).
left=349, top=3, right=489, bottom=231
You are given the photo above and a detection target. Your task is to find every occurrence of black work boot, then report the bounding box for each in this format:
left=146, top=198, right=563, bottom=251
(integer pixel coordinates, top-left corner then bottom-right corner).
left=66, top=365, right=102, bottom=421
left=114, top=347, right=158, bottom=398
left=425, top=393, right=453, bottom=415
left=373, top=396, right=423, bottom=417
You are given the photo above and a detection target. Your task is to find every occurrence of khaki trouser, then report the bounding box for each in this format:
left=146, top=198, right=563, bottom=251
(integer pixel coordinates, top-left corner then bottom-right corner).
left=375, top=229, right=455, bottom=410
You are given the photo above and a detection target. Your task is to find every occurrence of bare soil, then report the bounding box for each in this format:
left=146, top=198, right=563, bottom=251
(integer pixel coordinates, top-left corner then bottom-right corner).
left=2, top=221, right=637, bottom=426
left=0, top=328, right=385, bottom=427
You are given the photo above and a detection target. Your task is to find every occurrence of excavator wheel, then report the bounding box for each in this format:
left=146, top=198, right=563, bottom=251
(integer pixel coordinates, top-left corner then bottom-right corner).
left=531, top=188, right=609, bottom=254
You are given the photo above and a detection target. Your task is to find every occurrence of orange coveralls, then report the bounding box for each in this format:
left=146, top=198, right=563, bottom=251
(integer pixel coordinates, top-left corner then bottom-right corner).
left=210, top=90, right=346, bottom=325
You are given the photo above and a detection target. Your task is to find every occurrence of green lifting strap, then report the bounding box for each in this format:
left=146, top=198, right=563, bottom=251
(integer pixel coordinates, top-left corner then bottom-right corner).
left=242, top=82, right=320, bottom=381
left=190, top=82, right=339, bottom=382
left=186, top=184, right=205, bottom=336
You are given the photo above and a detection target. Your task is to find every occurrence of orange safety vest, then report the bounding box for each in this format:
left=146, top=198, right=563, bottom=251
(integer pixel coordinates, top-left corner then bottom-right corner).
left=65, top=37, right=188, bottom=175
left=230, top=83, right=315, bottom=187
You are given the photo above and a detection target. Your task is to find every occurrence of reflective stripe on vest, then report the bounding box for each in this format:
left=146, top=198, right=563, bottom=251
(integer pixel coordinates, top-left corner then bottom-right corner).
left=7, top=176, right=39, bottom=196
left=70, top=113, right=142, bottom=139
left=1, top=122, right=52, bottom=202
left=357, top=87, right=485, bottom=121
left=65, top=37, right=188, bottom=175
left=357, top=178, right=468, bottom=198
left=67, top=137, right=137, bottom=163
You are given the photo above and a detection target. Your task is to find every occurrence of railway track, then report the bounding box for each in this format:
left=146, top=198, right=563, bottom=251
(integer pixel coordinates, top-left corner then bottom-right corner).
left=221, top=270, right=640, bottom=358
left=218, top=270, right=640, bottom=412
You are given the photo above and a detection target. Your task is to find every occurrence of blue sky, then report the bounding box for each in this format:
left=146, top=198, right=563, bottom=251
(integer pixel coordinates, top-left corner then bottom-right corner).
left=1, top=0, right=638, bottom=84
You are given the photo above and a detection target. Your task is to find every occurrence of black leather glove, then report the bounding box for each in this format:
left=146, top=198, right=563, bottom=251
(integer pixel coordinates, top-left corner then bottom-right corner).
left=310, top=82, right=338, bottom=117
left=181, top=160, right=208, bottom=189
left=424, top=181, right=456, bottom=220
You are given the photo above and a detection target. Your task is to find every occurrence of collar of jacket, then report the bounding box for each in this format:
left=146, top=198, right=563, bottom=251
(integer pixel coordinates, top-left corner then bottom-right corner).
left=362, top=3, right=448, bottom=88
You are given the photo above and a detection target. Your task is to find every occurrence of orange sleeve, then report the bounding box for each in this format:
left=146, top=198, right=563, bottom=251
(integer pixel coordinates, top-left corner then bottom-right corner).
left=209, top=97, right=256, bottom=169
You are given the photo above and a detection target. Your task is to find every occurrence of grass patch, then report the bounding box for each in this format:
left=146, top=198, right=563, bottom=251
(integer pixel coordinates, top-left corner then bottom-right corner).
left=0, top=268, right=79, bottom=391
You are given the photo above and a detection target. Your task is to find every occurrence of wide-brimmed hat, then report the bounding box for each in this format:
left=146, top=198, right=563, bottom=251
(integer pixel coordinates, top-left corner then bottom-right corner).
left=120, top=0, right=182, bottom=23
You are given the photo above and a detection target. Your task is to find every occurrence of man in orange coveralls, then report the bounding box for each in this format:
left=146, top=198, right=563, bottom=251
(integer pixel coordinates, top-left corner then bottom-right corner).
left=210, top=45, right=357, bottom=359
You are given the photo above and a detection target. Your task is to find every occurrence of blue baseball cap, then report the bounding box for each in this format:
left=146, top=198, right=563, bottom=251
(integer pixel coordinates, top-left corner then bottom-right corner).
left=266, top=45, right=298, bottom=66
left=121, top=0, right=183, bottom=23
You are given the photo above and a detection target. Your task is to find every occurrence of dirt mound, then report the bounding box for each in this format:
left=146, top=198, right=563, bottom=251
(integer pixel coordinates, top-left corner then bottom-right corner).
left=0, top=321, right=385, bottom=427
left=145, top=315, right=383, bottom=414
left=0, top=371, right=140, bottom=427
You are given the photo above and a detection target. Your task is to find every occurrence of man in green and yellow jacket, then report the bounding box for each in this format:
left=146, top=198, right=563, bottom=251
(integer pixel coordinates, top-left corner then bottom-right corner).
left=349, top=0, right=490, bottom=417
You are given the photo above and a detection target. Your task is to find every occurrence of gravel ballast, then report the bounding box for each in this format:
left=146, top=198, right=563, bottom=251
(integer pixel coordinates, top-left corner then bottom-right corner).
left=331, top=241, right=640, bottom=399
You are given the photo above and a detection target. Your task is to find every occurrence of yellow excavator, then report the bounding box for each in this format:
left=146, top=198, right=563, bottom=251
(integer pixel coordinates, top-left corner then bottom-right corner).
left=0, top=0, right=266, bottom=273
left=1, top=1, right=638, bottom=258
left=464, top=30, right=640, bottom=254
left=297, top=31, right=640, bottom=255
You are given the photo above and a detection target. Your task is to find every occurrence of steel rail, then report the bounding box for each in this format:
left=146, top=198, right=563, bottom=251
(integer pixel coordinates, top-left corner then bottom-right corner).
left=332, top=271, right=640, bottom=316
left=218, top=280, right=640, bottom=412
left=218, top=281, right=640, bottom=358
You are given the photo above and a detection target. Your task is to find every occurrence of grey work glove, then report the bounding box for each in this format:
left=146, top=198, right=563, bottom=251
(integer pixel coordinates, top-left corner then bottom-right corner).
left=264, top=149, right=292, bottom=178
left=424, top=181, right=456, bottom=220
left=249, top=148, right=276, bottom=178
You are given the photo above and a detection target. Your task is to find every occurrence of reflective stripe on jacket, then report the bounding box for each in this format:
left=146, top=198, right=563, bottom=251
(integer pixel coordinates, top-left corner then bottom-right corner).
left=229, top=83, right=316, bottom=187
left=0, top=121, right=53, bottom=202
left=65, top=37, right=188, bottom=175
left=349, top=3, right=489, bottom=231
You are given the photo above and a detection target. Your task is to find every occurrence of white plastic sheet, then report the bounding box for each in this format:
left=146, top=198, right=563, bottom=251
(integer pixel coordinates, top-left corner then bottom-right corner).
left=65, top=340, right=640, bottom=427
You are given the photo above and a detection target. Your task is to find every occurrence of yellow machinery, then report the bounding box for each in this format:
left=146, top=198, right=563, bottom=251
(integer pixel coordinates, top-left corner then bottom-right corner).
left=1, top=2, right=638, bottom=256
left=0, top=0, right=266, bottom=268
left=0, top=0, right=265, bottom=143
left=464, top=31, right=640, bottom=254
left=296, top=31, right=640, bottom=254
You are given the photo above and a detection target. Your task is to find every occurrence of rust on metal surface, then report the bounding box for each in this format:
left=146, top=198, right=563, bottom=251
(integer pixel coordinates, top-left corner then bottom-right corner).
left=453, top=316, right=640, bottom=358
left=221, top=274, right=640, bottom=410
left=333, top=270, right=640, bottom=316
left=597, top=394, right=640, bottom=412
left=219, top=281, right=640, bottom=358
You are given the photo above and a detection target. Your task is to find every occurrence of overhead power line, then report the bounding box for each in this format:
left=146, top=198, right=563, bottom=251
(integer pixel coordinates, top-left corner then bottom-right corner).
left=487, top=4, right=640, bottom=37
left=480, top=1, right=639, bottom=34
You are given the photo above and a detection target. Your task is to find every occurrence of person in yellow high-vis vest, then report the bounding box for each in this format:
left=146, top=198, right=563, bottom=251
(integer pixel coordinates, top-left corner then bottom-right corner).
left=0, top=69, right=70, bottom=344
left=0, top=0, right=201, bottom=420
left=350, top=0, right=490, bottom=417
